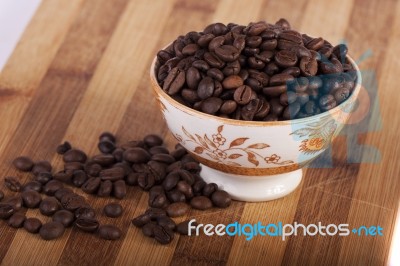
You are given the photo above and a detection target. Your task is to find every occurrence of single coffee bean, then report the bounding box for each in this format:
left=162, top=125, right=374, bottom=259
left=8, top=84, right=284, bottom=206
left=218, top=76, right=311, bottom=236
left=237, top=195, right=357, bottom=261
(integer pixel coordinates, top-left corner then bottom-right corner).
left=56, top=141, right=72, bottom=154
left=0, top=203, right=15, bottom=219
left=270, top=98, right=284, bottom=116
left=151, top=154, right=175, bottom=165
left=24, top=217, right=42, bottom=233
left=123, top=148, right=151, bottom=164
left=98, top=180, right=113, bottom=197
left=43, top=180, right=64, bottom=196
left=64, top=162, right=83, bottom=171
left=211, top=190, right=231, bottom=208
left=53, top=170, right=73, bottom=183
left=153, top=225, right=174, bottom=244
left=233, top=85, right=253, bottom=105
left=12, top=156, right=34, bottom=172
left=157, top=216, right=176, bottom=231
left=98, top=225, right=122, bottom=240
left=162, top=172, right=180, bottom=191
left=280, top=91, right=297, bottom=106
left=299, top=56, right=318, bottom=76
left=319, top=94, right=337, bottom=110
left=99, top=132, right=116, bottom=143
left=306, top=37, right=324, bottom=51
left=61, top=193, right=86, bottom=211
left=149, top=146, right=170, bottom=155
left=113, top=180, right=127, bottom=199
left=263, top=85, right=287, bottom=97
left=145, top=208, right=167, bottom=220
left=182, top=43, right=199, bottom=55
left=282, top=66, right=301, bottom=77
left=144, top=134, right=163, bottom=147
left=201, top=97, right=222, bottom=114
left=296, top=92, right=310, bottom=106
left=166, top=202, right=189, bottom=217
left=282, top=102, right=301, bottom=120
left=35, top=171, right=53, bottom=185
left=81, top=177, right=101, bottom=194
left=32, top=160, right=52, bottom=176
left=132, top=214, right=151, bottom=228
left=319, top=58, right=343, bottom=74
left=75, top=207, right=95, bottom=219
left=220, top=100, right=237, bottom=114
left=163, top=67, right=185, bottom=95
left=192, top=60, right=210, bottom=71
left=63, top=149, right=87, bottom=163
left=197, top=77, right=215, bottom=99
left=215, top=45, right=240, bottom=62
left=75, top=218, right=99, bottom=233
left=4, top=176, right=21, bottom=192
left=333, top=43, right=348, bottom=62
left=247, top=22, right=268, bottom=35
left=8, top=213, right=26, bottom=228
left=39, top=197, right=60, bottom=216
left=39, top=221, right=65, bottom=240
left=4, top=195, right=23, bottom=210
left=98, top=140, right=116, bottom=154
left=22, top=181, right=42, bottom=193
left=269, top=73, right=294, bottom=86
left=92, top=154, right=115, bottom=167
left=112, top=148, right=124, bottom=162
left=54, top=188, right=73, bottom=201
left=202, top=183, right=218, bottom=197
left=52, top=210, right=75, bottom=227
left=190, top=196, right=213, bottom=210
left=72, top=170, right=88, bottom=187
left=176, top=220, right=198, bottom=235
left=142, top=222, right=157, bottom=237
left=99, top=167, right=125, bottom=181
left=303, top=101, right=320, bottom=115
left=334, top=87, right=351, bottom=104
left=21, top=190, right=42, bottom=208
left=275, top=50, right=297, bottom=68
left=222, top=75, right=243, bottom=89
left=167, top=189, right=186, bottom=203
left=104, top=203, right=123, bottom=218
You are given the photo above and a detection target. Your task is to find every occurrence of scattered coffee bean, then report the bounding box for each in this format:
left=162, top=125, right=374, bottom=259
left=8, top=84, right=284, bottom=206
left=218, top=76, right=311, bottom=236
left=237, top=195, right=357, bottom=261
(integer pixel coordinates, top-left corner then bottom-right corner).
left=24, top=218, right=42, bottom=233
left=75, top=218, right=99, bottom=233
left=104, top=202, right=123, bottom=218
left=4, top=176, right=21, bottom=192
left=39, top=221, right=65, bottom=240
left=98, top=225, right=122, bottom=240
left=21, top=190, right=42, bottom=208
left=5, top=196, right=23, bottom=210
left=35, top=172, right=53, bottom=185
left=190, top=196, right=213, bottom=210
left=43, top=180, right=64, bottom=196
left=113, top=180, right=126, bottom=199
left=0, top=203, right=15, bottom=219
left=176, top=220, right=198, bottom=235
left=12, top=156, right=34, bottom=172
left=211, top=190, right=231, bottom=208
left=75, top=207, right=96, bottom=219
left=153, top=225, right=174, bottom=244
left=39, top=197, right=60, bottom=216
left=166, top=202, right=189, bottom=217
left=32, top=161, right=52, bottom=176
left=52, top=210, right=75, bottom=227
left=63, top=149, right=87, bottom=163
left=56, top=141, right=72, bottom=155
left=132, top=214, right=151, bottom=228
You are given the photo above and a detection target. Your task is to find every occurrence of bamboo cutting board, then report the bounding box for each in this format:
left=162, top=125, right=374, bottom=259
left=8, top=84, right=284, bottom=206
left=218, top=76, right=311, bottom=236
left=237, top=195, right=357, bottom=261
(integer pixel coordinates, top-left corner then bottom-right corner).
left=0, top=0, right=399, bottom=265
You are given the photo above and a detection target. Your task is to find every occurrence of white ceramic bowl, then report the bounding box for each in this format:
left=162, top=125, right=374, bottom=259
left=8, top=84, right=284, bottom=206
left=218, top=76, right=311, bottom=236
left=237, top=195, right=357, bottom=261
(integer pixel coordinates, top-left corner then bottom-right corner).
left=150, top=56, right=361, bottom=201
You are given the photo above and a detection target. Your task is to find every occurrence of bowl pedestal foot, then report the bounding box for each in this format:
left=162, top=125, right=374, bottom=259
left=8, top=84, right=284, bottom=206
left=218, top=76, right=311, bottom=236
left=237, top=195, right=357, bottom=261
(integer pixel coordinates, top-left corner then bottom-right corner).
left=200, top=164, right=302, bottom=202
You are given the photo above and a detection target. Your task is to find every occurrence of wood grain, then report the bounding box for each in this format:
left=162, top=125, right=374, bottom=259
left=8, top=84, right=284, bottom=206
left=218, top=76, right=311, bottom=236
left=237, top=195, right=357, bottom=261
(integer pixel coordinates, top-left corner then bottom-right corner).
left=0, top=0, right=399, bottom=265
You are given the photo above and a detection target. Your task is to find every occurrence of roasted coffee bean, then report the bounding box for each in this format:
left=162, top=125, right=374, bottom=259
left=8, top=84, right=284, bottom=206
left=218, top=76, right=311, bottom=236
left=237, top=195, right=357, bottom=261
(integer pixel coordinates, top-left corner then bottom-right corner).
left=132, top=214, right=151, bottom=228
left=54, top=170, right=73, bottom=183
left=75, top=218, right=99, bottom=233
left=53, top=210, right=75, bottom=227
left=157, top=216, right=176, bottom=231
left=153, top=225, right=174, bottom=244
left=72, top=170, right=88, bottom=187
left=319, top=94, right=337, bottom=110
left=4, top=176, right=21, bottom=192
left=142, top=222, right=157, bottom=237
left=63, top=149, right=87, bottom=163
left=319, top=58, right=343, bottom=74
left=124, top=172, right=139, bottom=186
left=269, top=73, right=294, bottom=86
left=92, top=154, right=115, bottom=167
left=306, top=37, right=324, bottom=51
left=32, top=161, right=52, bottom=176
left=222, top=75, right=243, bottom=89
left=98, top=225, right=122, bottom=240
left=104, top=203, right=123, bottom=218
left=81, top=177, right=101, bottom=194
left=75, top=207, right=95, bottom=219
left=151, top=154, right=175, bottom=165
left=198, top=33, right=215, bottom=47
left=282, top=66, right=301, bottom=77
left=182, top=43, right=199, bottom=56
left=98, top=140, right=116, bottom=154
left=176, top=220, right=198, bottom=235
left=144, top=208, right=167, bottom=221
left=334, top=87, right=351, bottom=104
left=64, top=162, right=83, bottom=171
left=61, top=193, right=85, bottom=211
left=233, top=85, right=253, bottom=105
left=214, top=45, right=240, bottom=62
left=4, top=195, right=23, bottom=210
left=208, top=36, right=225, bottom=52
left=211, top=190, right=231, bottom=208
left=247, top=22, right=268, bottom=35
left=220, top=100, right=237, bottom=114
left=299, top=56, right=318, bottom=76
left=190, top=196, right=213, bottom=210
left=163, top=67, right=185, bottom=95
left=0, top=203, right=15, bottom=219
left=43, top=180, right=64, bottom=196
left=112, top=148, right=124, bottom=162
left=21, top=190, right=42, bottom=208
left=282, top=102, right=301, bottom=120
left=113, top=180, right=127, bottom=199
left=33, top=172, right=51, bottom=185
left=97, top=180, right=113, bottom=197
left=270, top=98, right=284, bottom=116
left=166, top=202, right=189, bottom=217
left=39, top=221, right=65, bottom=240
left=303, top=101, right=320, bottom=115
left=12, top=156, right=34, bottom=172
left=275, top=50, right=297, bottom=68
left=296, top=92, right=310, bottom=106
left=201, top=97, right=222, bottom=114
left=192, top=180, right=206, bottom=195
left=99, top=167, right=125, bottom=181
left=8, top=213, right=26, bottom=228
left=192, top=60, right=210, bottom=72
left=162, top=172, right=180, bottom=191
left=24, top=217, right=42, bottom=233
left=202, top=183, right=218, bottom=197
left=137, top=173, right=155, bottom=190
left=333, top=44, right=348, bottom=62
left=167, top=189, right=186, bottom=203
left=223, top=60, right=241, bottom=76
left=143, top=134, right=163, bottom=148
left=280, top=91, right=297, bottom=106
left=148, top=161, right=167, bottom=182
left=99, top=132, right=116, bottom=143
left=54, top=188, right=73, bottom=201
left=39, top=197, right=60, bottom=216
left=149, top=146, right=170, bottom=155
left=123, top=148, right=151, bottom=164
left=263, top=85, right=287, bottom=97
left=204, top=52, right=225, bottom=68
left=197, top=77, right=215, bottom=99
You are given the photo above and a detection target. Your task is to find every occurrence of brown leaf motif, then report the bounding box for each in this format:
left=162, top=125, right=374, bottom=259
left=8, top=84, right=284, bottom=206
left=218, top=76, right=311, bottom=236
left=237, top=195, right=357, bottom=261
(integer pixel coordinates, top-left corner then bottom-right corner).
left=228, top=154, right=242, bottom=159
left=229, top=138, right=249, bottom=148
left=247, top=143, right=270, bottom=149
left=247, top=152, right=259, bottom=166
left=194, top=146, right=204, bottom=154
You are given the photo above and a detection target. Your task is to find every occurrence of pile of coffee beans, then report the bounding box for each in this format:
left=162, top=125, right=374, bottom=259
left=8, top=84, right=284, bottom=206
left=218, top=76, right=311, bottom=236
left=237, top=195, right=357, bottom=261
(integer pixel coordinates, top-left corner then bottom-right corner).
left=1, top=132, right=232, bottom=245
left=156, top=19, right=358, bottom=121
